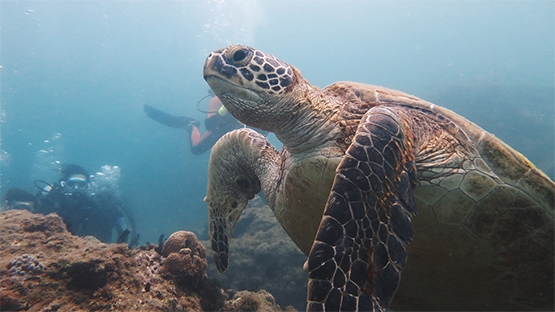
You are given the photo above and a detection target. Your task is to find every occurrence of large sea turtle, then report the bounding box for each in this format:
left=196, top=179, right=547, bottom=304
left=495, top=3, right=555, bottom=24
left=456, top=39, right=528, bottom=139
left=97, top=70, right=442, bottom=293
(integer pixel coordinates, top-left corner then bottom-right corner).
left=203, top=44, right=555, bottom=311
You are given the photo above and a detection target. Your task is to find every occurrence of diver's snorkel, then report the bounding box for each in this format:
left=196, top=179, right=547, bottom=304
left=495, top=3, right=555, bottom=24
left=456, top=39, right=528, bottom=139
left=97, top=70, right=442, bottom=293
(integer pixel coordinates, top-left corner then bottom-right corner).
left=196, top=89, right=219, bottom=114
left=34, top=180, right=53, bottom=195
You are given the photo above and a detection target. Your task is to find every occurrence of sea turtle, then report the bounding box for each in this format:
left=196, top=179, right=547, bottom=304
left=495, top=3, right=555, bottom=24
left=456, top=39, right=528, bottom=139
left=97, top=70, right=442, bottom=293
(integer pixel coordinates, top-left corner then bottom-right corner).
left=203, top=44, right=555, bottom=311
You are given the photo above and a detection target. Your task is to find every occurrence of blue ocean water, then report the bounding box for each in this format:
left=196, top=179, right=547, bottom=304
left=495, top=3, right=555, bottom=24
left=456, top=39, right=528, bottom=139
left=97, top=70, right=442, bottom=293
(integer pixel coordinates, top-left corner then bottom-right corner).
left=1, top=0, right=553, bottom=252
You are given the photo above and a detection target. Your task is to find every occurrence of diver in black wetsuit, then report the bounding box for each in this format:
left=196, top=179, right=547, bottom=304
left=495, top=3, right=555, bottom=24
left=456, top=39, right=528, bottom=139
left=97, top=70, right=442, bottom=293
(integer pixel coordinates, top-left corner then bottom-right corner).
left=3, top=164, right=131, bottom=243
left=144, top=95, right=241, bottom=155
left=2, top=188, right=36, bottom=211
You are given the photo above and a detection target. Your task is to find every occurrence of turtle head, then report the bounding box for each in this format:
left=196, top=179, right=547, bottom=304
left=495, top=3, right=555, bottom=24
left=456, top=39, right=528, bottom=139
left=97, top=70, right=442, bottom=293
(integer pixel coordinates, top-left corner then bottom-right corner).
left=203, top=44, right=306, bottom=131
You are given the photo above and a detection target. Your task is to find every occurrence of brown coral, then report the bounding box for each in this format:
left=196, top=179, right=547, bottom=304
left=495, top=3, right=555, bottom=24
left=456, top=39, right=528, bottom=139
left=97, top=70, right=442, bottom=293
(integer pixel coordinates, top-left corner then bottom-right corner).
left=222, top=290, right=282, bottom=312
left=0, top=210, right=208, bottom=311
left=160, top=231, right=208, bottom=288
left=0, top=210, right=283, bottom=312
left=161, top=230, right=206, bottom=258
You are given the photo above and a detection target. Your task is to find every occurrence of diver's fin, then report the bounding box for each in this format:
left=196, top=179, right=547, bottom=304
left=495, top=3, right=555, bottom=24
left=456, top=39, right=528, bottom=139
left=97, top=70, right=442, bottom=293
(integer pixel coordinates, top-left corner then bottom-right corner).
left=155, top=234, right=165, bottom=255
left=143, top=105, right=194, bottom=129
left=117, top=229, right=130, bottom=244
left=128, top=234, right=140, bottom=249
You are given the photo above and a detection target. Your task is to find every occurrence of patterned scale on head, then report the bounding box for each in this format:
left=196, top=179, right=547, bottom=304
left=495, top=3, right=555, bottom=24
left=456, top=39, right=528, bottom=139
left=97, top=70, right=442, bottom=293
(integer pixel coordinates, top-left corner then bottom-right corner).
left=206, top=45, right=294, bottom=94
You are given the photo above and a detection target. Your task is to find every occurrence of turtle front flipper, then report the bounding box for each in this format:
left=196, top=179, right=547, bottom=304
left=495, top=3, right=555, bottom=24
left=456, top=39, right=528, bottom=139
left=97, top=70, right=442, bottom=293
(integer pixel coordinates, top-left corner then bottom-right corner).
left=306, top=106, right=417, bottom=311
left=205, top=128, right=279, bottom=273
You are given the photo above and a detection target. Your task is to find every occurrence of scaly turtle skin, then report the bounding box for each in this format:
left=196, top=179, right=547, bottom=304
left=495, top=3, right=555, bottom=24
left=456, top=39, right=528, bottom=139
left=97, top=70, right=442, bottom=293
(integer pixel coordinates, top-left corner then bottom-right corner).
left=203, top=45, right=555, bottom=311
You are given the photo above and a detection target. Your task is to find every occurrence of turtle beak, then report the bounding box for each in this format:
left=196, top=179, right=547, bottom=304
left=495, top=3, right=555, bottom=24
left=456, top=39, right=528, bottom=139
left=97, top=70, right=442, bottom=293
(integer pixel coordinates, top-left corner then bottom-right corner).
left=203, top=47, right=261, bottom=105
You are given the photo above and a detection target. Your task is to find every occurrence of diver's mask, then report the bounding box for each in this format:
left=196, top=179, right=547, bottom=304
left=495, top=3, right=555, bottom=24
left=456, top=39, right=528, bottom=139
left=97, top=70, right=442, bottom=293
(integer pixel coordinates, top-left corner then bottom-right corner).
left=3, top=200, right=35, bottom=212
left=60, top=175, right=88, bottom=194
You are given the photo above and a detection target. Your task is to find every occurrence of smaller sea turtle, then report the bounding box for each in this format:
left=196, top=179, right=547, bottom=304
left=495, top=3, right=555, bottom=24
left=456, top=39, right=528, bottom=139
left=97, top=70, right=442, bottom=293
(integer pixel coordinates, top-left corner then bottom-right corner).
left=203, top=45, right=554, bottom=311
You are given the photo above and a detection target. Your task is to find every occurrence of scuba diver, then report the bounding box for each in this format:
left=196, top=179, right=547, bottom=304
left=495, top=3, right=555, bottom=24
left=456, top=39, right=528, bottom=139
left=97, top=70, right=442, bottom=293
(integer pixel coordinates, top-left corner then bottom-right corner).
left=2, top=187, right=36, bottom=211
left=2, top=164, right=135, bottom=244
left=143, top=93, right=243, bottom=155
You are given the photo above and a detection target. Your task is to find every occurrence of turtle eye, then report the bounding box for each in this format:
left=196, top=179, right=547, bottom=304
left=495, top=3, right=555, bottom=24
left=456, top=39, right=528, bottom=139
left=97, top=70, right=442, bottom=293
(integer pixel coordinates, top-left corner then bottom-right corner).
left=233, top=49, right=248, bottom=62
left=228, top=47, right=253, bottom=66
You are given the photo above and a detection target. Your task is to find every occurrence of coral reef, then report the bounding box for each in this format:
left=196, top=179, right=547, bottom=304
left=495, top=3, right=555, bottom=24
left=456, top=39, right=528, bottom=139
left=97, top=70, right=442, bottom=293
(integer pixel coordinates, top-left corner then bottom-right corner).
left=161, top=230, right=206, bottom=257
left=0, top=209, right=284, bottom=311
left=8, top=254, right=45, bottom=276
left=160, top=231, right=208, bottom=288
left=222, top=289, right=290, bottom=312
left=204, top=195, right=309, bottom=310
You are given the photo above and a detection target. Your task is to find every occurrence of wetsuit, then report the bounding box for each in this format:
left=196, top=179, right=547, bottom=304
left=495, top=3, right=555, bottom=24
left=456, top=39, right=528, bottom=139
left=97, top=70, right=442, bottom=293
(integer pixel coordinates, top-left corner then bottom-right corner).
left=144, top=96, right=242, bottom=155
left=35, top=183, right=127, bottom=243
left=189, top=97, right=241, bottom=155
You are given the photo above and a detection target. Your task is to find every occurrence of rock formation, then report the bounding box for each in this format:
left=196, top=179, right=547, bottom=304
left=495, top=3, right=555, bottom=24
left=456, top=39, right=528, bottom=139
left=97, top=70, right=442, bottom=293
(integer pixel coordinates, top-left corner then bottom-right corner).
left=0, top=209, right=284, bottom=311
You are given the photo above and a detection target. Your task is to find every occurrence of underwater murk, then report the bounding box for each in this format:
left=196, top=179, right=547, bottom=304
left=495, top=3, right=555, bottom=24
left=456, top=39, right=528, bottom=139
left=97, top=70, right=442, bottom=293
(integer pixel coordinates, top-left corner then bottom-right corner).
left=0, top=1, right=553, bottom=311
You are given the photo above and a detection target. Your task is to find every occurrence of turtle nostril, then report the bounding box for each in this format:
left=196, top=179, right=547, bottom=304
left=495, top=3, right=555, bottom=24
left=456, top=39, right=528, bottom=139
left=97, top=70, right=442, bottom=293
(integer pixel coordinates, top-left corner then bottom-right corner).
left=233, top=49, right=249, bottom=62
